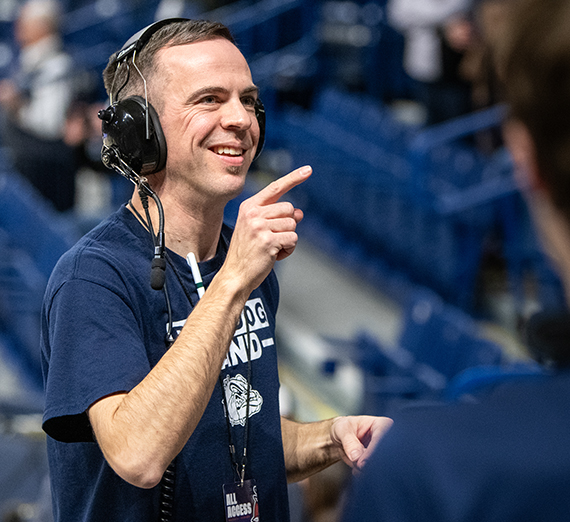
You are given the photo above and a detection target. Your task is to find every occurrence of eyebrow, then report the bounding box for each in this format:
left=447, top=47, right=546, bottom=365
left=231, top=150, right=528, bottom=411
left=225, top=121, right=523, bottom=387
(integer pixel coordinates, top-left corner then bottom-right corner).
left=187, top=85, right=259, bottom=102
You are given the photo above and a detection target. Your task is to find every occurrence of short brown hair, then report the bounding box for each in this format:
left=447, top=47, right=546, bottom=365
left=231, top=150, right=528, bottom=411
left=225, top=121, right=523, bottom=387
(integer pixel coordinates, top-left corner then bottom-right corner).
left=499, top=0, right=570, bottom=218
left=102, top=19, right=235, bottom=109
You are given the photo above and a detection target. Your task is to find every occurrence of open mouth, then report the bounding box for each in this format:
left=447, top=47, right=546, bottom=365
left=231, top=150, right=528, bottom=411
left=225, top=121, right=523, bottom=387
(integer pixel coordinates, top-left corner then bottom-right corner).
left=212, top=146, right=244, bottom=157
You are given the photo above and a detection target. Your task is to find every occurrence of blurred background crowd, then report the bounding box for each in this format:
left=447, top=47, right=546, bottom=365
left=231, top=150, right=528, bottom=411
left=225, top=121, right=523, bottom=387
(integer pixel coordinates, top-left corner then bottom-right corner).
left=0, top=0, right=561, bottom=521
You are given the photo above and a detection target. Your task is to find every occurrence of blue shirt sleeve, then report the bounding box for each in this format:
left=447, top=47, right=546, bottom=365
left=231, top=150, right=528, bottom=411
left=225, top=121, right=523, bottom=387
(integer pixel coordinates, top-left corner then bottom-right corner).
left=42, top=277, right=152, bottom=442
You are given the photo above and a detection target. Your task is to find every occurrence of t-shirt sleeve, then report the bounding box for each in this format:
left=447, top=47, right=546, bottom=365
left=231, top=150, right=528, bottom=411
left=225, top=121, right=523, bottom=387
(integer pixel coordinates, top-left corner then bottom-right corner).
left=42, top=277, right=152, bottom=443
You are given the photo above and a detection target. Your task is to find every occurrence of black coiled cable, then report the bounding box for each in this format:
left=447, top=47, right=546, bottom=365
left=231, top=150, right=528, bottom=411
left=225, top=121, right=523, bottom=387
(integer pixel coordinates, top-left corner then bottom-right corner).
left=159, top=460, right=176, bottom=522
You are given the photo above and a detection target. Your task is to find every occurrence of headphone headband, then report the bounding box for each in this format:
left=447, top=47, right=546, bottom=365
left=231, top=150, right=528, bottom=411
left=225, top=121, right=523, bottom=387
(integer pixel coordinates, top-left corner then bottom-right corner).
left=114, top=17, right=189, bottom=65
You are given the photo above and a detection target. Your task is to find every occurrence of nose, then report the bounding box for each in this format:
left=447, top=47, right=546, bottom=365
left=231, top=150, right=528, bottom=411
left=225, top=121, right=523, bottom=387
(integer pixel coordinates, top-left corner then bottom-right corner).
left=220, top=96, right=254, bottom=132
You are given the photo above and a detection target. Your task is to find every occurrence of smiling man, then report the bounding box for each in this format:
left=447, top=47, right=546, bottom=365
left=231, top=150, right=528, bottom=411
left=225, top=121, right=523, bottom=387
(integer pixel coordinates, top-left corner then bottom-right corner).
left=40, top=18, right=392, bottom=522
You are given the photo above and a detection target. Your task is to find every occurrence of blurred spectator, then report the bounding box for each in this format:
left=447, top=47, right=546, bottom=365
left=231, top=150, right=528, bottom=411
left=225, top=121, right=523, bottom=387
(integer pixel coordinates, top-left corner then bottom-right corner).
left=0, top=0, right=87, bottom=212
left=0, top=0, right=72, bottom=139
left=460, top=0, right=506, bottom=109
left=64, top=92, right=147, bottom=220
left=387, top=0, right=475, bottom=125
left=63, top=99, right=106, bottom=177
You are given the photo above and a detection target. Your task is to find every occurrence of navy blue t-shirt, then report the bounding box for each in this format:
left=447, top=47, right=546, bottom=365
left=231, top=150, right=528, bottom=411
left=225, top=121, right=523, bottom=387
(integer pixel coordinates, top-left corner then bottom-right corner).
left=41, top=205, right=289, bottom=522
left=342, top=371, right=570, bottom=522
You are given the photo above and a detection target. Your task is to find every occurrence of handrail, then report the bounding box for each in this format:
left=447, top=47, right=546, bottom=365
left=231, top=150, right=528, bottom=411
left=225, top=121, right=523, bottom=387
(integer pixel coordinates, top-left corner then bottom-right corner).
left=409, top=104, right=507, bottom=153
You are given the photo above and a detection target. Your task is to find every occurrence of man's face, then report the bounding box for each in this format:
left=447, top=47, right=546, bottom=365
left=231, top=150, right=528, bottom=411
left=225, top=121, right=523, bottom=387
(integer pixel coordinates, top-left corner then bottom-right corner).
left=154, top=38, right=261, bottom=205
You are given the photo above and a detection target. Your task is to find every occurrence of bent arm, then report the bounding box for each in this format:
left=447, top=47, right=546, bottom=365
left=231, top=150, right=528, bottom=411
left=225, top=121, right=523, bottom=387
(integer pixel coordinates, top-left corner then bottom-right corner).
left=87, top=166, right=312, bottom=489
left=88, top=272, right=249, bottom=489
left=281, top=416, right=343, bottom=483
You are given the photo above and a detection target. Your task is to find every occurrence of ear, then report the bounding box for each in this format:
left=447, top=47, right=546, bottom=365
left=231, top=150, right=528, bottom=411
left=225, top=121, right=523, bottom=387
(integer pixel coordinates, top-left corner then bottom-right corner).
left=503, top=119, right=547, bottom=192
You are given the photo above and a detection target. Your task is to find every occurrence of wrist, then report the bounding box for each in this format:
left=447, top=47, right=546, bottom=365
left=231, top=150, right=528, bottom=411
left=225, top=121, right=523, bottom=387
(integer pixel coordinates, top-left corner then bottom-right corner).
left=330, top=416, right=348, bottom=458
left=207, top=265, right=252, bottom=312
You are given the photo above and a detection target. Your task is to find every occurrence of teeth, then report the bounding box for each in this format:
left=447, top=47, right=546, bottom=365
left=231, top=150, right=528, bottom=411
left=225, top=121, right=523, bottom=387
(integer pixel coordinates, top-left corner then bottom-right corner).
left=215, top=146, right=242, bottom=156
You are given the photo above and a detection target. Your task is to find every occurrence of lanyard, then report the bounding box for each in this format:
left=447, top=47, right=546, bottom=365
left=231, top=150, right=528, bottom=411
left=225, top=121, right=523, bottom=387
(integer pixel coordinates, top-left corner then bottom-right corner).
left=170, top=249, right=253, bottom=486
left=219, top=318, right=252, bottom=486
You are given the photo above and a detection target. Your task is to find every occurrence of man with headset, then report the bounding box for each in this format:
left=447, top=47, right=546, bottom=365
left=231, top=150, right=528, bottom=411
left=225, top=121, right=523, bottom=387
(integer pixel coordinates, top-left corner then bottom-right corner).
left=342, top=0, right=570, bottom=520
left=40, top=18, right=392, bottom=522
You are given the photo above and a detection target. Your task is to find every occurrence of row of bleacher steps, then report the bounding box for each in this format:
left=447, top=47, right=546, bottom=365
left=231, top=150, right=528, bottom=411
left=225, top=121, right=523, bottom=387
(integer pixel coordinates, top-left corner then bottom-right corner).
left=274, top=238, right=541, bottom=421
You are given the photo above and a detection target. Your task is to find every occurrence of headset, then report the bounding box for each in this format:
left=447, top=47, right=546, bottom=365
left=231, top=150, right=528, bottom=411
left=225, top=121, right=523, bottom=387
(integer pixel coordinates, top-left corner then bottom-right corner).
left=98, top=17, right=266, bottom=179
left=98, top=18, right=266, bottom=293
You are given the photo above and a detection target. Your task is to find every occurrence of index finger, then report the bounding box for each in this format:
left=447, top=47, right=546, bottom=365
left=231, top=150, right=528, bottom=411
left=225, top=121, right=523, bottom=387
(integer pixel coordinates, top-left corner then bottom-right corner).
left=253, top=165, right=312, bottom=205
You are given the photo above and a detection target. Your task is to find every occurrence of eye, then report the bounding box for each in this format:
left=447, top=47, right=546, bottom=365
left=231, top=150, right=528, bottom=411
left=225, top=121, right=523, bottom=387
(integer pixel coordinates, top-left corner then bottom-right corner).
left=200, top=95, right=218, bottom=105
left=242, top=95, right=257, bottom=109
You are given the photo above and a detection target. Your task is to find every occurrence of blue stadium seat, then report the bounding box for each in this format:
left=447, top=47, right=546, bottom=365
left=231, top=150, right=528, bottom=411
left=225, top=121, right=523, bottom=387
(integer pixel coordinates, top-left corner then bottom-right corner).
left=0, top=228, right=45, bottom=394
left=397, top=288, right=504, bottom=379
left=0, top=432, right=49, bottom=520
left=445, top=361, right=545, bottom=401
left=341, top=288, right=507, bottom=416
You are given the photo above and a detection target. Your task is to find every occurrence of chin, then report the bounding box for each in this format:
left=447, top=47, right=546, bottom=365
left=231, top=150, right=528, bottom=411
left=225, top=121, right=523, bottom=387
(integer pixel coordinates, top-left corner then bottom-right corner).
left=225, top=164, right=245, bottom=176
left=224, top=162, right=251, bottom=186
left=220, top=167, right=247, bottom=197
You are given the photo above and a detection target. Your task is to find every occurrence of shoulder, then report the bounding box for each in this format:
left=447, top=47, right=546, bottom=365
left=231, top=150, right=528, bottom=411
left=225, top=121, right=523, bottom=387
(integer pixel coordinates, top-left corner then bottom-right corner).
left=343, top=375, right=570, bottom=522
left=342, top=401, right=492, bottom=521
left=47, top=207, right=150, bottom=297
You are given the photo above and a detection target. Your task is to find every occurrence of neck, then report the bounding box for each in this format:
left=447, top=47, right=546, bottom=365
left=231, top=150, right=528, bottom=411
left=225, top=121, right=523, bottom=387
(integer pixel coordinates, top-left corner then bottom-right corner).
left=128, top=184, right=225, bottom=262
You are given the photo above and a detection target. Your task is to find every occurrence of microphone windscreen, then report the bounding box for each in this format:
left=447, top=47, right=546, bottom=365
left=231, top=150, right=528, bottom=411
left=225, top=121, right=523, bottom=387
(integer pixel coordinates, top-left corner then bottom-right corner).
left=150, top=257, right=166, bottom=290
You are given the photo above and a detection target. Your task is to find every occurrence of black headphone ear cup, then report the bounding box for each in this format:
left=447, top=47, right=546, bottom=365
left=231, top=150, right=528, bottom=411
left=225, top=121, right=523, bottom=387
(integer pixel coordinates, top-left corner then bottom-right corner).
left=100, top=95, right=167, bottom=175
left=254, top=98, right=265, bottom=161
left=144, top=98, right=167, bottom=173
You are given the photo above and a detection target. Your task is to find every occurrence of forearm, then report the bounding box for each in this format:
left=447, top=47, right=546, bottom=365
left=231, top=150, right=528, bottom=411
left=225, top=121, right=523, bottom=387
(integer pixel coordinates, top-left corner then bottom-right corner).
left=281, top=416, right=344, bottom=483
left=89, top=269, right=250, bottom=488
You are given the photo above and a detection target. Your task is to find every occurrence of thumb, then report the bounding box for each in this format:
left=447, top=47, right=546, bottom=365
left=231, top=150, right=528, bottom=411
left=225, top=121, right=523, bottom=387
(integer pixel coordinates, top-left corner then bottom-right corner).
left=331, top=417, right=365, bottom=468
left=343, top=435, right=365, bottom=465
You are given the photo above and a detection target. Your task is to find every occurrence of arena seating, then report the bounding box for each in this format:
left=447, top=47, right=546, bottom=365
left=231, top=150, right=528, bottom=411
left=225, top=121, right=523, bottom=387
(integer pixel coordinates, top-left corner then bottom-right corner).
left=0, top=2, right=564, bottom=516
left=321, top=287, right=544, bottom=417
left=0, top=0, right=561, bottom=409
